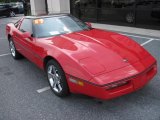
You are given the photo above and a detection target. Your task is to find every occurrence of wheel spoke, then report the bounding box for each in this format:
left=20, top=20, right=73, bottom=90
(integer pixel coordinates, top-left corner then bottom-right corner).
left=49, top=78, right=54, bottom=87
left=52, top=66, right=57, bottom=74
left=48, top=66, right=53, bottom=74
left=53, top=81, right=57, bottom=89
left=57, top=83, right=62, bottom=91
left=48, top=72, right=54, bottom=78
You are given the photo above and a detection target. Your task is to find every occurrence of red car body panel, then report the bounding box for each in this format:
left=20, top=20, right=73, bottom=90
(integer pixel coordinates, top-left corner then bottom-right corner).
left=6, top=17, right=157, bottom=100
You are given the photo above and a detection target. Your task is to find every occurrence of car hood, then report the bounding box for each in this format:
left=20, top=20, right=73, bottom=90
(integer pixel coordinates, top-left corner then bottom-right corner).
left=48, top=29, right=150, bottom=76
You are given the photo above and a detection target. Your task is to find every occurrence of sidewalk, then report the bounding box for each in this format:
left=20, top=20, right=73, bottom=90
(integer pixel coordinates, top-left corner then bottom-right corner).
left=92, top=23, right=160, bottom=38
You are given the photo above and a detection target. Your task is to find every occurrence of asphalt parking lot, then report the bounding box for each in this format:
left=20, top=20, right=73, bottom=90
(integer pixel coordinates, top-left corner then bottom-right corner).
left=0, top=16, right=160, bottom=120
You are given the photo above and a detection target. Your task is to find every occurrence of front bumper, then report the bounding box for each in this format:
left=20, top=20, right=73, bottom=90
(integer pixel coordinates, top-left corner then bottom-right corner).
left=67, top=57, right=157, bottom=100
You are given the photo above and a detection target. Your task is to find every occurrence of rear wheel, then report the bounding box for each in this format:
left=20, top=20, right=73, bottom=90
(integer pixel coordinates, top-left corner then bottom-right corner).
left=10, top=11, right=16, bottom=17
left=9, top=38, right=22, bottom=59
left=125, top=12, right=135, bottom=23
left=46, top=60, right=70, bottom=97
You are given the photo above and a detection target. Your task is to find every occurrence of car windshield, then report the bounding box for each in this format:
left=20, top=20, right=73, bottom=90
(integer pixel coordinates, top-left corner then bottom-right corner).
left=33, top=16, right=91, bottom=38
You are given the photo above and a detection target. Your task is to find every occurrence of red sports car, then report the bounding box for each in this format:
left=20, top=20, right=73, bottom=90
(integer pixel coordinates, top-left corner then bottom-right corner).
left=6, top=14, right=157, bottom=100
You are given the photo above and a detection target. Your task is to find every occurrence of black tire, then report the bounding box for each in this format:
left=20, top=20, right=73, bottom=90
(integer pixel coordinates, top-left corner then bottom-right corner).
left=46, top=60, right=70, bottom=97
left=6, top=14, right=10, bottom=17
left=6, top=11, right=10, bottom=17
left=9, top=38, right=22, bottom=59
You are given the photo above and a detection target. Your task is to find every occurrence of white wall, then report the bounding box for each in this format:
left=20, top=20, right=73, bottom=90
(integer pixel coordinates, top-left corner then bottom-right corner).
left=47, top=0, right=70, bottom=14
left=30, top=0, right=47, bottom=15
left=59, top=0, right=70, bottom=13
left=30, top=0, right=70, bottom=15
left=47, top=0, right=60, bottom=14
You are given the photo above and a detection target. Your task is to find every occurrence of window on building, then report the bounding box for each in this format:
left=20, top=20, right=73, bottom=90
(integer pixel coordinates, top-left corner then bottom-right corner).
left=71, top=0, right=97, bottom=9
left=71, top=0, right=97, bottom=21
left=97, top=0, right=135, bottom=8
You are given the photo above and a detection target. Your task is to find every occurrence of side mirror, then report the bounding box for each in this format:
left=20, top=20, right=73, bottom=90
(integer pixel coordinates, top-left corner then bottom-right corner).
left=22, top=32, right=31, bottom=38
left=85, top=22, right=92, bottom=28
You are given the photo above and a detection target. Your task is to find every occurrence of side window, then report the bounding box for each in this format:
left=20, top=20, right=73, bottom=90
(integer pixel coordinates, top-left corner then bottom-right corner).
left=0, top=5, right=5, bottom=9
left=5, top=5, right=10, bottom=8
left=19, top=19, right=33, bottom=33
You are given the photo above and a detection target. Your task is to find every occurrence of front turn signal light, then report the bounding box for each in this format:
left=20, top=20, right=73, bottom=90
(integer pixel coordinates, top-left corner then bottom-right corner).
left=69, top=77, right=84, bottom=86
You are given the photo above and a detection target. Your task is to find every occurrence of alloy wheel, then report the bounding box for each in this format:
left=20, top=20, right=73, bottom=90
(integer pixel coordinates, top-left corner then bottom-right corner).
left=9, top=41, right=16, bottom=57
left=47, top=65, right=63, bottom=93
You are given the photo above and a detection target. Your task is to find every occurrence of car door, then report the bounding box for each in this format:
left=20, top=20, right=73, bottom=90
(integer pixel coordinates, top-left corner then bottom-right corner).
left=0, top=5, right=6, bottom=16
left=16, top=18, right=44, bottom=67
left=12, top=19, right=24, bottom=53
left=14, top=18, right=36, bottom=62
left=0, top=5, right=3, bottom=16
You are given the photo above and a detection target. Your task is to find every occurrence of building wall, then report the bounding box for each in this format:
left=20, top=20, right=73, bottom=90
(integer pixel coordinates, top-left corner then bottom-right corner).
left=47, top=0, right=60, bottom=14
left=30, top=0, right=46, bottom=15
left=59, top=0, right=70, bottom=13
left=30, top=0, right=70, bottom=15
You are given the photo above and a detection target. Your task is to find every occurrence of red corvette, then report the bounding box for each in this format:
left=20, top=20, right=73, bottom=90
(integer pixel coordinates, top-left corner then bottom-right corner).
left=6, top=14, right=157, bottom=100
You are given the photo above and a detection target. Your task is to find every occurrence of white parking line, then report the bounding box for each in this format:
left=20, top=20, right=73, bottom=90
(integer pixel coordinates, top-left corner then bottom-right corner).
left=141, top=39, right=154, bottom=46
left=37, top=86, right=50, bottom=93
left=121, top=33, right=160, bottom=41
left=0, top=53, right=11, bottom=57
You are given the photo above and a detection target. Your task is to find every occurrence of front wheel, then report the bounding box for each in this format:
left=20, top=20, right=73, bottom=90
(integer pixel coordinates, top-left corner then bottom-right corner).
left=9, top=38, right=22, bottom=59
left=46, top=60, right=70, bottom=97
